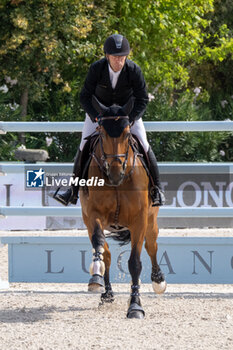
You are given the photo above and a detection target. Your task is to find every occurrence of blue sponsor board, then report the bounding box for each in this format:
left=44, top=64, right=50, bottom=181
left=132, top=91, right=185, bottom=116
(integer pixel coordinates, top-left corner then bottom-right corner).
left=1, top=236, right=233, bottom=284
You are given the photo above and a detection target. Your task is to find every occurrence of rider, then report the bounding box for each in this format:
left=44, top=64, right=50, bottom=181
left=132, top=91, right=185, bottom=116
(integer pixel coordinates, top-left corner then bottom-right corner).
left=54, top=34, right=165, bottom=206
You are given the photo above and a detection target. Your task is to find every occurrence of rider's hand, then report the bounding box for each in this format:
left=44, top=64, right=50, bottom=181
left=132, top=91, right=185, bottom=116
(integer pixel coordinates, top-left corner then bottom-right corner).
left=95, top=115, right=102, bottom=125
left=95, top=115, right=100, bottom=122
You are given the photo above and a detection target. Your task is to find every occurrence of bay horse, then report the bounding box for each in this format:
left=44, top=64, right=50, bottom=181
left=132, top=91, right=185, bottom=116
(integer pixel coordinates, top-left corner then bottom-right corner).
left=79, top=97, right=166, bottom=319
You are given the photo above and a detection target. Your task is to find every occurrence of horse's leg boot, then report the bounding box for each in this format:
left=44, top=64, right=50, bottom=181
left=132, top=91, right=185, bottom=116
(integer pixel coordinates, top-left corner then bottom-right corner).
left=88, top=274, right=105, bottom=293
left=147, top=147, right=165, bottom=206
left=127, top=302, right=145, bottom=319
left=53, top=148, right=82, bottom=206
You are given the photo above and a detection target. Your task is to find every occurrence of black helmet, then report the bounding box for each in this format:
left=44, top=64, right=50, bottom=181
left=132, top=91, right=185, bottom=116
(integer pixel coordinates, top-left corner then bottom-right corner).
left=104, top=34, right=130, bottom=56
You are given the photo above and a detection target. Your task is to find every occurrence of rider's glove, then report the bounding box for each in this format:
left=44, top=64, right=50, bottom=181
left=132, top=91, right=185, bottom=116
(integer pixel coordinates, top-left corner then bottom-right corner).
left=94, top=115, right=102, bottom=125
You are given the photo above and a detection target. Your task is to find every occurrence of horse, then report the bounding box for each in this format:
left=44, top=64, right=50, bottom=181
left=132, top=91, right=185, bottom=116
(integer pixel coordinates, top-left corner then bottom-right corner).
left=79, top=97, right=166, bottom=319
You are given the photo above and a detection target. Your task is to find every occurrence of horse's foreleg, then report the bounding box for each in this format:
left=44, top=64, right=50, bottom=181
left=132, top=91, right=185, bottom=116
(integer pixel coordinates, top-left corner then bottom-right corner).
left=88, top=218, right=105, bottom=293
left=145, top=211, right=167, bottom=294
left=101, top=241, right=114, bottom=303
left=127, top=222, right=146, bottom=319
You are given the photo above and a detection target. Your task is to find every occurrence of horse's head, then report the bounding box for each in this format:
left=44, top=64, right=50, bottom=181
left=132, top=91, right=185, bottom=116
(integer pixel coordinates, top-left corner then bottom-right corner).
left=92, top=96, right=134, bottom=186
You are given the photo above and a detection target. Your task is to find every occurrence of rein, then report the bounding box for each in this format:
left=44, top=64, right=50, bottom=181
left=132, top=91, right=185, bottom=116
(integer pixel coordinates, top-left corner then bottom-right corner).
left=99, top=116, right=129, bottom=121
left=91, top=116, right=142, bottom=187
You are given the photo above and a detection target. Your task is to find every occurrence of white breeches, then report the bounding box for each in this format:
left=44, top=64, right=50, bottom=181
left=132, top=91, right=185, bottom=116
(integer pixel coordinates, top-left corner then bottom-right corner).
left=80, top=114, right=149, bottom=152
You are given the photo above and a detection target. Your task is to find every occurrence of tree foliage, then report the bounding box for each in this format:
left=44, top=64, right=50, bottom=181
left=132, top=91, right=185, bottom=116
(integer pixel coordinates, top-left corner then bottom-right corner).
left=0, top=0, right=232, bottom=162
left=0, top=0, right=111, bottom=115
left=109, top=0, right=233, bottom=96
left=145, top=91, right=229, bottom=162
left=190, top=0, right=233, bottom=95
left=110, top=0, right=214, bottom=89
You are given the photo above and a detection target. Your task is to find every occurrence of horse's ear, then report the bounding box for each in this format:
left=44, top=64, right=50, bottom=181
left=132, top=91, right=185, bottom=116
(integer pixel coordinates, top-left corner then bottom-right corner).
left=92, top=95, right=108, bottom=116
left=121, top=97, right=135, bottom=116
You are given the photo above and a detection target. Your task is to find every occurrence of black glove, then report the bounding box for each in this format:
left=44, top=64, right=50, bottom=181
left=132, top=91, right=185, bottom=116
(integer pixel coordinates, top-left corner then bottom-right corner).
left=93, top=115, right=101, bottom=123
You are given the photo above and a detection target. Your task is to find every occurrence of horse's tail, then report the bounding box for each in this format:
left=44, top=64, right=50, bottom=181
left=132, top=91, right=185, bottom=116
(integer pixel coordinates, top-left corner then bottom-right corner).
left=106, top=229, right=131, bottom=246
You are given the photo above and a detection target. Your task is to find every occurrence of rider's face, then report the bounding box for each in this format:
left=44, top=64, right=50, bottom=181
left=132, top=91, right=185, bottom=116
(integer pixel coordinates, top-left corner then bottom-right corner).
left=107, top=54, right=127, bottom=72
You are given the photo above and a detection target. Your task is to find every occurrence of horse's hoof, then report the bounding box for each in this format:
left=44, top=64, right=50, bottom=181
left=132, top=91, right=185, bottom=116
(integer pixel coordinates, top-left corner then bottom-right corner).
left=101, top=291, right=115, bottom=303
left=127, top=310, right=144, bottom=319
left=88, top=274, right=105, bottom=293
left=127, top=302, right=145, bottom=319
left=88, top=283, right=105, bottom=293
left=152, top=280, right=167, bottom=294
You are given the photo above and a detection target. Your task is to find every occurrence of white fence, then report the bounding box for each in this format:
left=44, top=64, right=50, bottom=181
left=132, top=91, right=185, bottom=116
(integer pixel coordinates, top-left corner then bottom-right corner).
left=1, top=120, right=233, bottom=133
left=1, top=206, right=233, bottom=218
left=0, top=120, right=233, bottom=219
left=1, top=120, right=233, bottom=286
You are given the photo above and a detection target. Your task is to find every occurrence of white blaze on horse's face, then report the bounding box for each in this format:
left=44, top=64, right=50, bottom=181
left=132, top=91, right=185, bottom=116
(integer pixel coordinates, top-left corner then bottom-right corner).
left=101, top=125, right=130, bottom=186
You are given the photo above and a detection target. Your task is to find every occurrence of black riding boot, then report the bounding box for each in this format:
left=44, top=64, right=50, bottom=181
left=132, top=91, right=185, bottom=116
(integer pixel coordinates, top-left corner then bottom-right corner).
left=147, top=147, right=165, bottom=206
left=53, top=149, right=82, bottom=206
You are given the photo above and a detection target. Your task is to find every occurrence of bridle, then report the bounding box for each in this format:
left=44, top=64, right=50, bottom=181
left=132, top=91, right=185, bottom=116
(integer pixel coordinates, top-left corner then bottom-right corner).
left=91, top=116, right=140, bottom=186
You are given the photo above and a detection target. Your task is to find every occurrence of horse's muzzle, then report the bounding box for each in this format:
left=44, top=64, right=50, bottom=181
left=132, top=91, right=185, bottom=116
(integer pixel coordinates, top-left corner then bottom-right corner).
left=108, top=162, right=125, bottom=186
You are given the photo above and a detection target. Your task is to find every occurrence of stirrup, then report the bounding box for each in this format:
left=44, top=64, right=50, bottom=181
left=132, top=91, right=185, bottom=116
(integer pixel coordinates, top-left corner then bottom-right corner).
left=150, top=186, right=165, bottom=207
left=53, top=187, right=78, bottom=206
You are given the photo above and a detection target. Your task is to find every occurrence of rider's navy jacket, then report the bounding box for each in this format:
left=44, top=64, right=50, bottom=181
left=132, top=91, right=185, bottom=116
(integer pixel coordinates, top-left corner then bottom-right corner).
left=80, top=58, right=149, bottom=122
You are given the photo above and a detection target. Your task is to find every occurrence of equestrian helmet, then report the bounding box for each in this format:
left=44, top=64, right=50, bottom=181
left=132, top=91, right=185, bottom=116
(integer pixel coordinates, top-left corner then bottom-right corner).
left=104, top=34, right=130, bottom=56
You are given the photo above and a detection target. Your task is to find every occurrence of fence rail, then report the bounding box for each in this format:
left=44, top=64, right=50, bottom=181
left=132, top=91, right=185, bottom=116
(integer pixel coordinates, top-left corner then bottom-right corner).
left=1, top=161, right=233, bottom=175
left=1, top=121, right=233, bottom=287
left=1, top=120, right=233, bottom=220
left=1, top=206, right=233, bottom=218
left=1, top=120, right=233, bottom=134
